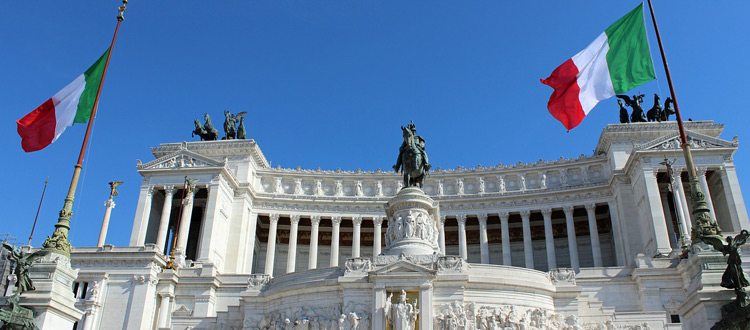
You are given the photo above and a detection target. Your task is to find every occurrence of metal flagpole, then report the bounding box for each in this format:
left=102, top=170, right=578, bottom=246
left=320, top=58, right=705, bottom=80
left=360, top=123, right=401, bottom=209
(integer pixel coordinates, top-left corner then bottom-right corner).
left=28, top=177, right=49, bottom=246
left=646, top=0, right=723, bottom=248
left=41, top=1, right=129, bottom=257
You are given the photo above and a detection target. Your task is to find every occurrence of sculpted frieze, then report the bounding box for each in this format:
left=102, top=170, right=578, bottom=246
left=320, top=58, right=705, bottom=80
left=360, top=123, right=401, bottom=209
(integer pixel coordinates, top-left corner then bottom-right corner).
left=244, top=304, right=369, bottom=330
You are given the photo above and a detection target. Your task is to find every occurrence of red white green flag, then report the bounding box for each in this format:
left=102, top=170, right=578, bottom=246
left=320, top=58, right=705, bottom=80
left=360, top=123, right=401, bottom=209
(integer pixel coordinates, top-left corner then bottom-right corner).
left=16, top=48, right=110, bottom=152
left=541, top=4, right=656, bottom=130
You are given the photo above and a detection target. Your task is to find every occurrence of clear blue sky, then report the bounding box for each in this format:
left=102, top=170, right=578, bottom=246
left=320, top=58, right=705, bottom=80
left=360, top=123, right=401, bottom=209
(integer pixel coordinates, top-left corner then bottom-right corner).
left=1, top=1, right=748, bottom=248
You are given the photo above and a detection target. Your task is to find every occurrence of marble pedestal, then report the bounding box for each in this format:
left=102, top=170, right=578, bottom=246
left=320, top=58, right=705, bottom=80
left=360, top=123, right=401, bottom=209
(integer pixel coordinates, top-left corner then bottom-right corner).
left=383, top=187, right=440, bottom=256
left=20, top=251, right=83, bottom=330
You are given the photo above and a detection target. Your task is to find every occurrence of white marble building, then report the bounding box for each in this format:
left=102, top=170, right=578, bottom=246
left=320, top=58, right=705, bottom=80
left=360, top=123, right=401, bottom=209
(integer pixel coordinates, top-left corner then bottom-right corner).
left=64, top=121, right=749, bottom=329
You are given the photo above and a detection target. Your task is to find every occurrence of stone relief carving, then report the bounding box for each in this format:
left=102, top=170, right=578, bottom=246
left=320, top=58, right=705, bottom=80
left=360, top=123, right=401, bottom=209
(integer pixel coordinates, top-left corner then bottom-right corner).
left=244, top=305, right=369, bottom=330
left=344, top=258, right=373, bottom=274
left=385, top=290, right=418, bottom=330
left=548, top=268, right=576, bottom=286
left=247, top=274, right=272, bottom=290
left=436, top=256, right=468, bottom=273
left=384, top=211, right=437, bottom=248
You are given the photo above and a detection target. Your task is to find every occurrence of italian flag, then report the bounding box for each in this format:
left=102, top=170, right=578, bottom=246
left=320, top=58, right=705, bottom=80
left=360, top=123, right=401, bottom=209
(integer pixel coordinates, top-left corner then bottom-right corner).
left=16, top=48, right=110, bottom=152
left=541, top=4, right=655, bottom=131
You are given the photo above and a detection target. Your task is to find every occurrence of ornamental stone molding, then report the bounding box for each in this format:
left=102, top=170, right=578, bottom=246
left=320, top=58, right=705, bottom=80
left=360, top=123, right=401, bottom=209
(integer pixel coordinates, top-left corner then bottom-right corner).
left=344, top=257, right=373, bottom=275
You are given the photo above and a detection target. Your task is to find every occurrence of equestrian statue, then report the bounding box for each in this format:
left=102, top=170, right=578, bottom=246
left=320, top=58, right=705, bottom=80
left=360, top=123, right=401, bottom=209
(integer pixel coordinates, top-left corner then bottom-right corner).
left=617, top=94, right=647, bottom=123
left=646, top=94, right=662, bottom=122
left=223, top=110, right=247, bottom=140
left=393, top=121, right=431, bottom=188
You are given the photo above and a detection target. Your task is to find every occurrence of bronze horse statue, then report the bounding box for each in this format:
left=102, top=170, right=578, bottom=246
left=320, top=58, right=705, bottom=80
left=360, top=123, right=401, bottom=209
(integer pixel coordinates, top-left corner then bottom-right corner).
left=192, top=119, right=209, bottom=141
left=393, top=124, right=429, bottom=188
left=203, top=113, right=219, bottom=141
left=661, top=97, right=676, bottom=121
left=617, top=94, right=647, bottom=123
left=646, top=94, right=662, bottom=122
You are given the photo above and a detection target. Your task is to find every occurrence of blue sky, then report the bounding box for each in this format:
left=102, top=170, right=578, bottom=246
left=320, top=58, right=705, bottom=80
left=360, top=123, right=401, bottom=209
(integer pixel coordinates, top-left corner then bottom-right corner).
left=1, top=1, right=748, bottom=248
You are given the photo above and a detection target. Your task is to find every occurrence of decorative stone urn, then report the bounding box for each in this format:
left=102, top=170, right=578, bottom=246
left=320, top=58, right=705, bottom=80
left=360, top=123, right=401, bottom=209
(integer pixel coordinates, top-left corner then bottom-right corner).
left=382, top=187, right=441, bottom=256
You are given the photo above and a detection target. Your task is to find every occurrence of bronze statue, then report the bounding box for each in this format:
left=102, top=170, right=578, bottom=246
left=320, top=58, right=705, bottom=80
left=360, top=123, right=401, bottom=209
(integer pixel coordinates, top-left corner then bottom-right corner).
left=108, top=180, right=123, bottom=198
left=2, top=244, right=48, bottom=296
left=393, top=122, right=431, bottom=188
left=192, top=119, right=209, bottom=141
left=618, top=99, right=629, bottom=124
left=661, top=97, right=676, bottom=121
left=720, top=230, right=750, bottom=292
left=237, top=117, right=247, bottom=139
left=222, top=111, right=247, bottom=140
left=646, top=94, right=662, bottom=122
left=203, top=114, right=219, bottom=141
left=617, top=94, right=647, bottom=123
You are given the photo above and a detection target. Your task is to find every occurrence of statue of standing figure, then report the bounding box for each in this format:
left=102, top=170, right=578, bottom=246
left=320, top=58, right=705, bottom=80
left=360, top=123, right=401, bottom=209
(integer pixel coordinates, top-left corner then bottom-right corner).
left=617, top=94, right=647, bottom=123
left=393, top=121, right=431, bottom=188
left=2, top=244, right=49, bottom=296
left=222, top=110, right=247, bottom=140
left=384, top=290, right=419, bottom=330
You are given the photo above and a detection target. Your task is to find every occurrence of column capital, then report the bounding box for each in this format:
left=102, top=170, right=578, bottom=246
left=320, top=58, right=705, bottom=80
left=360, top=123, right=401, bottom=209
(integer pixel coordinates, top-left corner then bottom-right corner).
left=563, top=205, right=575, bottom=215
left=420, top=283, right=433, bottom=290
left=163, top=185, right=176, bottom=196
left=104, top=199, right=116, bottom=208
left=158, top=292, right=174, bottom=299
left=456, top=214, right=467, bottom=224
left=584, top=203, right=596, bottom=213
left=520, top=209, right=531, bottom=218
left=146, top=185, right=156, bottom=196
left=695, top=166, right=708, bottom=177
left=670, top=168, right=683, bottom=181
left=476, top=213, right=488, bottom=224
left=439, top=215, right=446, bottom=225
left=310, top=215, right=321, bottom=225
left=331, top=216, right=342, bottom=226
left=498, top=211, right=510, bottom=220
left=372, top=216, right=384, bottom=226
left=352, top=216, right=363, bottom=226
left=290, top=214, right=301, bottom=224
left=541, top=208, right=553, bottom=217
left=269, top=214, right=280, bottom=223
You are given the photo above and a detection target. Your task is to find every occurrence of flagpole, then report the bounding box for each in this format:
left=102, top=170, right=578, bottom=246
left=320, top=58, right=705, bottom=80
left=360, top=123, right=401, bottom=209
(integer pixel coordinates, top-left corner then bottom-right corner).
left=28, top=177, right=49, bottom=246
left=646, top=0, right=722, bottom=247
left=42, top=1, right=129, bottom=257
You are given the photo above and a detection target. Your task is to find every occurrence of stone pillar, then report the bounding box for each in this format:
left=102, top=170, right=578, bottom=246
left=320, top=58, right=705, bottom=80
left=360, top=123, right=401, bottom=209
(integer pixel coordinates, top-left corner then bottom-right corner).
left=23, top=254, right=84, bottom=329
left=419, top=283, right=434, bottom=330
left=660, top=188, right=679, bottom=248
left=286, top=214, right=300, bottom=273
left=585, top=204, right=603, bottom=267
left=175, top=188, right=196, bottom=265
left=264, top=214, right=279, bottom=275
left=156, top=292, right=173, bottom=329
left=542, top=208, right=557, bottom=270
left=644, top=168, right=673, bottom=256
left=500, top=211, right=511, bottom=266
left=607, top=201, right=626, bottom=266
left=308, top=215, right=321, bottom=269
left=373, top=216, right=383, bottom=257
left=330, top=216, right=342, bottom=267
left=97, top=199, right=116, bottom=247
left=155, top=185, right=175, bottom=252
left=438, top=215, right=446, bottom=254
left=245, top=212, right=259, bottom=273
left=131, top=185, right=155, bottom=246
left=456, top=214, right=468, bottom=260
left=671, top=169, right=692, bottom=235
left=372, top=286, right=386, bottom=330
left=520, top=210, right=534, bottom=269
left=352, top=216, right=362, bottom=258
left=478, top=213, right=489, bottom=264
left=563, top=205, right=580, bottom=271
left=696, top=167, right=717, bottom=221
left=720, top=165, right=750, bottom=230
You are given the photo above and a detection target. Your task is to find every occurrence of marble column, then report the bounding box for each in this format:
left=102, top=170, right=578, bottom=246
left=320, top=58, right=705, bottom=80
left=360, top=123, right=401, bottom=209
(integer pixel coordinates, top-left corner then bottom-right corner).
left=308, top=215, right=321, bottom=270
left=563, top=205, right=580, bottom=271
left=245, top=212, right=259, bottom=273
left=499, top=211, right=511, bottom=266
left=330, top=216, right=342, bottom=267
left=286, top=214, right=300, bottom=273
left=373, top=216, right=383, bottom=258
left=156, top=292, right=173, bottom=329
left=671, top=169, right=693, bottom=234
left=372, top=286, right=387, bottom=330
left=478, top=213, right=489, bottom=264
left=438, top=215, right=446, bottom=254
left=155, top=185, right=175, bottom=253
left=541, top=208, right=557, bottom=270
left=585, top=204, right=603, bottom=267
left=720, top=165, right=750, bottom=230
left=696, top=167, right=717, bottom=221
left=607, top=201, right=626, bottom=266
left=645, top=168, right=673, bottom=256
left=264, top=214, right=279, bottom=275
left=456, top=214, right=468, bottom=260
left=352, top=216, right=363, bottom=258
left=97, top=199, right=116, bottom=247
left=660, top=188, right=679, bottom=248
left=419, top=283, right=434, bottom=330
left=132, top=185, right=155, bottom=246
left=520, top=210, right=534, bottom=269
left=175, top=188, right=196, bottom=262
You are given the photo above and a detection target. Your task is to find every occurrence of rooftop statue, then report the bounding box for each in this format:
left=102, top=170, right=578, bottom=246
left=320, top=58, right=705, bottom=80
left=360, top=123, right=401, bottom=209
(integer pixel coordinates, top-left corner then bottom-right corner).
left=617, top=94, right=647, bottom=123
left=618, top=99, right=629, bottom=124
left=192, top=114, right=219, bottom=141
left=711, top=230, right=750, bottom=329
left=237, top=116, right=247, bottom=139
left=662, top=97, right=676, bottom=121
left=223, top=110, right=247, bottom=140
left=393, top=121, right=431, bottom=188
left=646, top=94, right=662, bottom=122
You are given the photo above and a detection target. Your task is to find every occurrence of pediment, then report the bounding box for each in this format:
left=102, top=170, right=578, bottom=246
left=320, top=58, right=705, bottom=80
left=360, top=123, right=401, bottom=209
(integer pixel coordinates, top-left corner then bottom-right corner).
left=370, top=260, right=436, bottom=277
left=635, top=131, right=737, bottom=152
left=138, top=149, right=224, bottom=171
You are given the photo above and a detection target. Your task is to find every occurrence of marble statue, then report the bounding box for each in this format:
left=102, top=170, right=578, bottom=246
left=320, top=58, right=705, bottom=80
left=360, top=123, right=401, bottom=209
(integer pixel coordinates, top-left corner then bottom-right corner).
left=384, top=290, right=418, bottom=330
left=393, top=122, right=431, bottom=188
